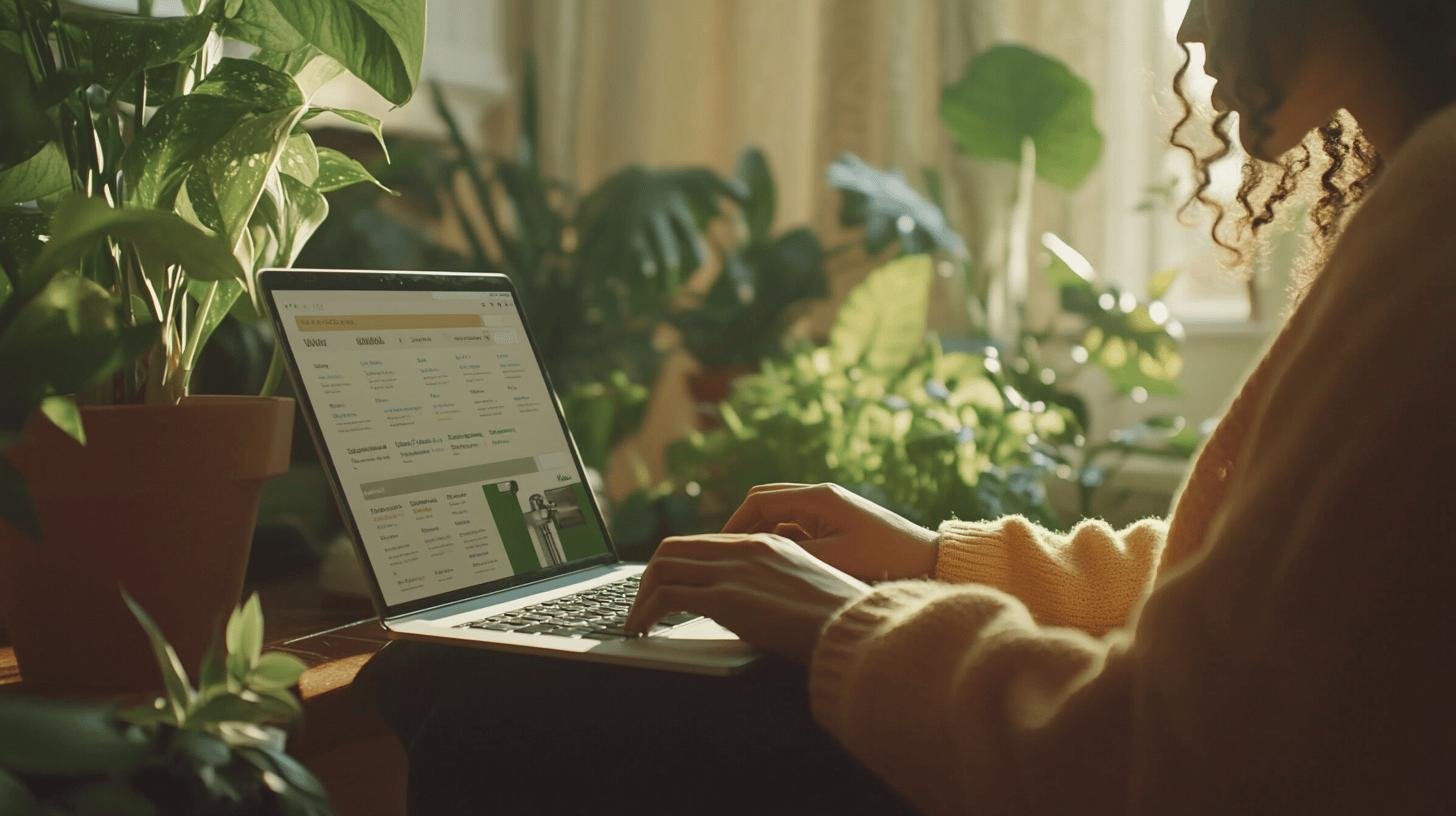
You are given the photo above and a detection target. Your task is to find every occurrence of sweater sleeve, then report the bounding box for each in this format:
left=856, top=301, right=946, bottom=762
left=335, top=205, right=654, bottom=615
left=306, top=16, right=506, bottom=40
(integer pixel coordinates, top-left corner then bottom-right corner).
left=809, top=119, right=1456, bottom=814
left=932, top=515, right=1166, bottom=634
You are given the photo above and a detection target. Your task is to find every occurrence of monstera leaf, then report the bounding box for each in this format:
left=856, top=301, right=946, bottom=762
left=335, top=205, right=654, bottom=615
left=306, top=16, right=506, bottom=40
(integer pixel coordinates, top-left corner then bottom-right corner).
left=828, top=153, right=967, bottom=259
left=941, top=44, right=1103, bottom=190
left=575, top=164, right=743, bottom=294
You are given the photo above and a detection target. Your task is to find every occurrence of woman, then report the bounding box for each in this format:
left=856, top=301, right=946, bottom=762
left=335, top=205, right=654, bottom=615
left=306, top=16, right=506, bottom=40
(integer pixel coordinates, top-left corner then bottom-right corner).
left=620, top=0, right=1456, bottom=812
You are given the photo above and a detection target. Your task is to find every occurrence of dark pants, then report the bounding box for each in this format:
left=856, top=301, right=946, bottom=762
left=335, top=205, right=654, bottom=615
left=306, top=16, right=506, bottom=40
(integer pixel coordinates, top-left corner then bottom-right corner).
left=362, top=642, right=915, bottom=814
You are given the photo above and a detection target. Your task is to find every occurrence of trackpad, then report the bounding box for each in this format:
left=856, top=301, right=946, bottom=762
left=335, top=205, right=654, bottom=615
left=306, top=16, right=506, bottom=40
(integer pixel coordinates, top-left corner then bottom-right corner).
left=663, top=617, right=738, bottom=641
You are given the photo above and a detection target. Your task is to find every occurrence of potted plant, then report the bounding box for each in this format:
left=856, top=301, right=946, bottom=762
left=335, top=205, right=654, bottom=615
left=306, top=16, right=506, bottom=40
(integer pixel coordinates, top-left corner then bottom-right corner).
left=0, top=594, right=333, bottom=814
left=672, top=147, right=830, bottom=427
left=0, top=0, right=425, bottom=693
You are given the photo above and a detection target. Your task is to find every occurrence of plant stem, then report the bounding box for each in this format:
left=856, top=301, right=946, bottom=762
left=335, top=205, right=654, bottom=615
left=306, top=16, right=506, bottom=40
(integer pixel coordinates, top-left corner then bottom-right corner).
left=994, top=137, right=1037, bottom=345
left=259, top=342, right=285, bottom=397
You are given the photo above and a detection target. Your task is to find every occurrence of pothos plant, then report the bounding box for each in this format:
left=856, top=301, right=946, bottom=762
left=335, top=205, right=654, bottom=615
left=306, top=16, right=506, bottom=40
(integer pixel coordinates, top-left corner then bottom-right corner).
left=0, top=593, right=329, bottom=814
left=0, top=0, right=426, bottom=534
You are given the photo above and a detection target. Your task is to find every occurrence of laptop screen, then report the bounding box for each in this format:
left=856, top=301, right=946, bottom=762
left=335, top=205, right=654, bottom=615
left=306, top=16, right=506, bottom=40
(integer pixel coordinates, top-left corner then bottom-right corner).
left=272, top=286, right=613, bottom=608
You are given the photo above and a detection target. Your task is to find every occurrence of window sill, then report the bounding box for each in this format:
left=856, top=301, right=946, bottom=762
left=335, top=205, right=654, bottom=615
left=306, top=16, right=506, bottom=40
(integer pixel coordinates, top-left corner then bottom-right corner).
left=1176, top=317, right=1274, bottom=339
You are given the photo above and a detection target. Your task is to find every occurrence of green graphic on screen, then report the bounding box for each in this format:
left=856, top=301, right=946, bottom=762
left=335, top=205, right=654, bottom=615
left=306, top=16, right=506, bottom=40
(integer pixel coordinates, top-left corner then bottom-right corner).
left=485, top=480, right=609, bottom=571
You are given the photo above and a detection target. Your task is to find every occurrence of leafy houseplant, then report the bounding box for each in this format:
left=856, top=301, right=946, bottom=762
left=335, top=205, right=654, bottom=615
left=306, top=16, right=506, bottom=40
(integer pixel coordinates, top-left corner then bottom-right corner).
left=0, top=594, right=332, bottom=815
left=670, top=147, right=829, bottom=373
left=668, top=256, right=1076, bottom=528
left=0, top=0, right=425, bottom=692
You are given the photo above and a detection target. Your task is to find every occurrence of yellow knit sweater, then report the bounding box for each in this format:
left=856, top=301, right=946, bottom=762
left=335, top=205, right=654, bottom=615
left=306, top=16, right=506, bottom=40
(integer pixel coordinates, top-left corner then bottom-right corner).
left=809, top=105, right=1456, bottom=815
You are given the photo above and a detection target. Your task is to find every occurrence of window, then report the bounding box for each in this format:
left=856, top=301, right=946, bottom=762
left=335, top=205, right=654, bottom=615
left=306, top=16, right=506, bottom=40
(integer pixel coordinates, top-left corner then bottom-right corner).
left=1100, top=0, right=1255, bottom=326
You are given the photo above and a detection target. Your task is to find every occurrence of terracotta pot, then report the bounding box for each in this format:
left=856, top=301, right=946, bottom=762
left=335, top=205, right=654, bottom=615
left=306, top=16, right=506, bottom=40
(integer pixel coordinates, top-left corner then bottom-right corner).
left=0, top=396, right=293, bottom=696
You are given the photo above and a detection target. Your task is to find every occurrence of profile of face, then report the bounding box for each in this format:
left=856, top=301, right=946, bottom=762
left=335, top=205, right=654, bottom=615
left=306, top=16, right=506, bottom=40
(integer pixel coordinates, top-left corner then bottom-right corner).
left=1177, top=0, right=1356, bottom=159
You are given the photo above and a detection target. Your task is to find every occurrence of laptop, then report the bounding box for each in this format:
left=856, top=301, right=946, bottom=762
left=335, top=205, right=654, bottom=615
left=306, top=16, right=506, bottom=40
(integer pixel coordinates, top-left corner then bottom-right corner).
left=260, top=268, right=762, bottom=676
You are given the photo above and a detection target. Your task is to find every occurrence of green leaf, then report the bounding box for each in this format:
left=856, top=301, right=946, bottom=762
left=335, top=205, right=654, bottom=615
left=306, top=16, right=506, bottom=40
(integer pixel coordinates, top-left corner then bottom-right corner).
left=278, top=133, right=319, bottom=186
left=734, top=146, right=774, bottom=243
left=191, top=56, right=305, bottom=111
left=239, top=169, right=327, bottom=275
left=576, top=165, right=739, bottom=294
left=829, top=254, right=933, bottom=374
left=314, top=146, right=389, bottom=193
left=198, top=629, right=228, bottom=692
left=0, top=275, right=155, bottom=405
left=57, top=779, right=159, bottom=816
left=27, top=195, right=244, bottom=297
left=183, top=278, right=244, bottom=371
left=302, top=106, right=387, bottom=158
left=222, top=0, right=307, bottom=52
left=0, top=207, right=48, bottom=296
left=0, top=42, right=56, bottom=169
left=265, top=0, right=426, bottom=105
left=226, top=593, right=264, bottom=681
left=0, top=696, right=144, bottom=777
left=828, top=153, right=967, bottom=259
left=194, top=105, right=307, bottom=247
left=249, top=651, right=307, bottom=690
left=240, top=744, right=328, bottom=800
left=58, top=8, right=216, bottom=91
left=121, top=589, right=194, bottom=722
left=0, top=767, right=38, bottom=814
left=122, top=95, right=252, bottom=209
left=113, top=62, right=184, bottom=109
left=275, top=173, right=328, bottom=263
left=0, top=143, right=69, bottom=206
left=941, top=44, right=1103, bottom=190
left=37, top=395, right=83, bottom=444
left=188, top=689, right=296, bottom=726
left=172, top=730, right=231, bottom=767
left=1148, top=268, right=1179, bottom=301
left=0, top=455, right=39, bottom=540
left=117, top=698, right=178, bottom=727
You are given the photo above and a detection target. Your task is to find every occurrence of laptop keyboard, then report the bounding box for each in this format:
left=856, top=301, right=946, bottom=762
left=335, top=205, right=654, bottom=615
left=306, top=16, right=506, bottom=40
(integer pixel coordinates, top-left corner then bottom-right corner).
left=454, top=574, right=702, bottom=640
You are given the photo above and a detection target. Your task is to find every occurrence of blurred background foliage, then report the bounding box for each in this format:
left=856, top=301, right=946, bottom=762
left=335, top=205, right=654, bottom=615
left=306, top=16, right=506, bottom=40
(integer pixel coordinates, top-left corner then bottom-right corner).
left=251, top=44, right=1203, bottom=562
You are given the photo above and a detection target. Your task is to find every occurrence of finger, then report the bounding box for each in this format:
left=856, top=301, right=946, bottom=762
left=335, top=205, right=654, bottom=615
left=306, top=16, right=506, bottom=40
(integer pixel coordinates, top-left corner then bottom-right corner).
left=631, top=552, right=741, bottom=633
left=627, top=582, right=724, bottom=635
left=746, top=483, right=813, bottom=495
left=721, top=483, right=837, bottom=535
left=773, top=522, right=810, bottom=542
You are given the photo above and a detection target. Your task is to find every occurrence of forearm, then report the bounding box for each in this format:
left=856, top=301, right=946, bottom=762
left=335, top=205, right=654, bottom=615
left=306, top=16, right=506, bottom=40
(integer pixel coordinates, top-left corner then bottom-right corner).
left=932, top=515, right=1166, bottom=634
left=810, top=581, right=1133, bottom=815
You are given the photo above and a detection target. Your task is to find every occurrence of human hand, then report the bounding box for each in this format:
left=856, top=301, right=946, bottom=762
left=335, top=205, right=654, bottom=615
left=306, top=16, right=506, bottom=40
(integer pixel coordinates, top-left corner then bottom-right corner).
left=720, top=483, right=940, bottom=581
left=624, top=533, right=871, bottom=663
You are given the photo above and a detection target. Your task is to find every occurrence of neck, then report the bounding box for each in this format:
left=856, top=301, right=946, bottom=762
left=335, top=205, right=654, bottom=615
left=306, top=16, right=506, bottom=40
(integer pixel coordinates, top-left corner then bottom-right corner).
left=1349, top=88, right=1435, bottom=157
left=1341, top=39, right=1454, bottom=156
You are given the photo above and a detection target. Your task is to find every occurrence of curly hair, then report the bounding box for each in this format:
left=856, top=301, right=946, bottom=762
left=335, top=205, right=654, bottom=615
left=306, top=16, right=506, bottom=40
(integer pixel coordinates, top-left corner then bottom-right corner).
left=1169, top=2, right=1456, bottom=305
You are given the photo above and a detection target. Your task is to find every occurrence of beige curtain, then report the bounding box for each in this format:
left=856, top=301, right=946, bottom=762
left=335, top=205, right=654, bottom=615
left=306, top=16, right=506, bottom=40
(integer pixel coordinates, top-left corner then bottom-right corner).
left=489, top=0, right=1115, bottom=497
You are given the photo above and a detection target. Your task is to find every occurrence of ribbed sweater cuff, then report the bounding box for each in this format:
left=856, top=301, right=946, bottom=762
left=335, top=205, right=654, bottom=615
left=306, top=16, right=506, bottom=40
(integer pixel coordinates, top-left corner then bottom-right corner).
left=809, top=582, right=948, bottom=737
left=934, top=519, right=1011, bottom=586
